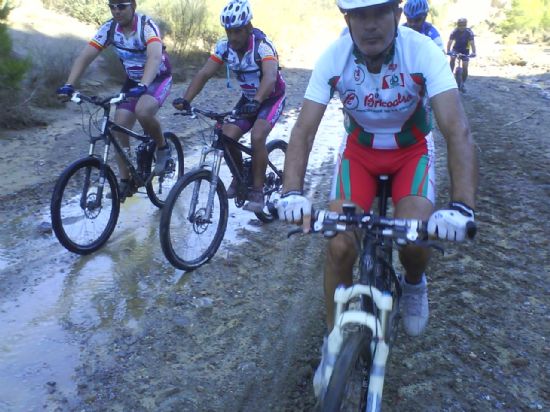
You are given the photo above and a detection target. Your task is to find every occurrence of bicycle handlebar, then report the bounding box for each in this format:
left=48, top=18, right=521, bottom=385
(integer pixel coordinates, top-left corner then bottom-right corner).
left=174, top=106, right=235, bottom=122
left=312, top=208, right=428, bottom=243
left=447, top=51, right=475, bottom=59
left=70, top=91, right=126, bottom=107
left=268, top=202, right=477, bottom=244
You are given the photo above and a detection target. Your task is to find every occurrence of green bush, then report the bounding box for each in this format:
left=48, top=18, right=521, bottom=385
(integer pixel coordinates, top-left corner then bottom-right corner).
left=42, top=0, right=109, bottom=25
left=497, top=0, right=550, bottom=42
left=0, top=0, right=33, bottom=129
left=152, top=0, right=217, bottom=55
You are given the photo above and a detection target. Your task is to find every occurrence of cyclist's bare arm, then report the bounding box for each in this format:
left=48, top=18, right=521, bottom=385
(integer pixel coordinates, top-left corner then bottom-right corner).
left=66, top=45, right=101, bottom=85
left=470, top=39, right=477, bottom=55
left=282, top=98, right=327, bottom=193
left=141, top=41, right=163, bottom=86
left=431, top=89, right=478, bottom=208
left=446, top=38, right=454, bottom=54
left=182, top=58, right=221, bottom=103
left=254, top=59, right=278, bottom=102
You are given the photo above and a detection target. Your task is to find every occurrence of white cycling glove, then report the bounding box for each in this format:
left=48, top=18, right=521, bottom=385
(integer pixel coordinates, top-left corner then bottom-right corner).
left=277, top=191, right=312, bottom=224
left=428, top=202, right=475, bottom=242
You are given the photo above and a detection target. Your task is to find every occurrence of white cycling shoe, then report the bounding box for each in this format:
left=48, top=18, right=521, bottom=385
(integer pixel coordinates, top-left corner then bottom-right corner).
left=401, top=273, right=430, bottom=337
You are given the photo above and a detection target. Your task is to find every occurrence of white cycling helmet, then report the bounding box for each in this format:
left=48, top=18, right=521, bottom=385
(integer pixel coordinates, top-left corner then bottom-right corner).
left=337, top=0, right=400, bottom=11
left=220, top=0, right=253, bottom=29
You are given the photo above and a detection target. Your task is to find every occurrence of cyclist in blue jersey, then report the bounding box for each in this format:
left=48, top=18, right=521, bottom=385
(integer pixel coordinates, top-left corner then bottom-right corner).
left=447, top=18, right=477, bottom=90
left=173, top=0, right=286, bottom=213
left=402, top=0, right=444, bottom=51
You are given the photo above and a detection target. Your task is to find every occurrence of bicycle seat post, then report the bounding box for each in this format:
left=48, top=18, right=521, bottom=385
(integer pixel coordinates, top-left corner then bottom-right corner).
left=377, top=175, right=391, bottom=217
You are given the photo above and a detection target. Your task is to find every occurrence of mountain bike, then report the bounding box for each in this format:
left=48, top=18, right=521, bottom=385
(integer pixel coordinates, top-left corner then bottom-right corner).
left=159, top=106, right=287, bottom=271
left=50, top=91, right=184, bottom=255
left=276, top=176, right=476, bottom=411
left=448, top=52, right=474, bottom=93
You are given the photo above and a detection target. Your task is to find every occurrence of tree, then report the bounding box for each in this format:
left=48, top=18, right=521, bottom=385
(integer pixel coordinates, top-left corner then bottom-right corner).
left=498, top=0, right=550, bottom=41
left=0, top=1, right=30, bottom=87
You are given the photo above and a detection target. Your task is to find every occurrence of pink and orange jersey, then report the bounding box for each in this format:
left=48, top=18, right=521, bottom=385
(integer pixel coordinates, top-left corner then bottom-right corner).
left=90, top=13, right=170, bottom=81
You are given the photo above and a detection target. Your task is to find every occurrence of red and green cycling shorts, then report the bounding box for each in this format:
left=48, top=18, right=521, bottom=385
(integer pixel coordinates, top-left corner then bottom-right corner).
left=330, top=133, right=435, bottom=210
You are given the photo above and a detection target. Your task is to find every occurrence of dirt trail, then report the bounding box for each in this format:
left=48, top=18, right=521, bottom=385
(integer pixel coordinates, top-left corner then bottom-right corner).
left=1, top=45, right=550, bottom=411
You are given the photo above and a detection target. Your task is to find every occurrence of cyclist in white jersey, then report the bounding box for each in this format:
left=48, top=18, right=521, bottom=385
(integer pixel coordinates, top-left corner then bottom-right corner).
left=276, top=0, right=478, bottom=398
left=173, top=0, right=286, bottom=213
left=57, top=0, right=173, bottom=199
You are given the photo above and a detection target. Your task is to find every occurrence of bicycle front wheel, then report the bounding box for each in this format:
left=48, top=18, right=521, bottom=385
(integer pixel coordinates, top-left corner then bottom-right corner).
left=159, top=169, right=228, bottom=270
left=255, top=139, right=288, bottom=223
left=322, top=331, right=373, bottom=412
left=146, top=132, right=185, bottom=208
left=51, top=157, right=120, bottom=254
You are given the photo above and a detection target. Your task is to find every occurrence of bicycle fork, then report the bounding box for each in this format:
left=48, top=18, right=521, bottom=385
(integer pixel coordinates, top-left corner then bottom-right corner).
left=189, top=148, right=224, bottom=222
left=326, top=285, right=394, bottom=412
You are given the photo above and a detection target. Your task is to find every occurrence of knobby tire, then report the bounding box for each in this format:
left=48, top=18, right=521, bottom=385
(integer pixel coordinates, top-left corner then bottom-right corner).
left=146, top=132, right=185, bottom=208
left=51, top=157, right=120, bottom=254
left=322, top=331, right=373, bottom=412
left=159, top=169, right=228, bottom=270
left=255, top=139, right=287, bottom=223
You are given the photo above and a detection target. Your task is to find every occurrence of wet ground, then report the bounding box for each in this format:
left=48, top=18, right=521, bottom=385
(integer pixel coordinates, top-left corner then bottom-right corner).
left=1, top=49, right=550, bottom=411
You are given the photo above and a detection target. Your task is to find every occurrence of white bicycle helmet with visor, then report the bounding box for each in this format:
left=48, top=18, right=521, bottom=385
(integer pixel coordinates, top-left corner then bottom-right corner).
left=337, top=0, right=400, bottom=12
left=403, top=0, right=429, bottom=18
left=220, top=0, right=253, bottom=29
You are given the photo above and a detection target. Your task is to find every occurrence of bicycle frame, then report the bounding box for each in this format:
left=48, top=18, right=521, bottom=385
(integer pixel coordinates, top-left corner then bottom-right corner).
left=78, top=94, right=156, bottom=207
left=323, top=176, right=398, bottom=412
left=188, top=119, right=283, bottom=221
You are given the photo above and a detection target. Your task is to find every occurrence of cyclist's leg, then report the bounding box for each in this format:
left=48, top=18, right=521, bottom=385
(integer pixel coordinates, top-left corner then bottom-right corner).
left=391, top=139, right=435, bottom=283
left=324, top=200, right=361, bottom=330
left=222, top=122, right=246, bottom=172
left=391, top=139, right=435, bottom=336
left=462, top=59, right=470, bottom=83
left=113, top=108, right=137, bottom=180
left=249, top=95, right=285, bottom=190
left=449, top=55, right=456, bottom=72
left=134, top=76, right=172, bottom=149
left=325, top=139, right=378, bottom=330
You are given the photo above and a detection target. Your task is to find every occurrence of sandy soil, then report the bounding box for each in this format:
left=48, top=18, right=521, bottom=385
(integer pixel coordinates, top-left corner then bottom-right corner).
left=1, top=4, right=550, bottom=411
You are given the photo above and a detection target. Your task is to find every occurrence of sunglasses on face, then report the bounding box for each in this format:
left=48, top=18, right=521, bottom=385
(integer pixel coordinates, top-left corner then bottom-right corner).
left=407, top=15, right=426, bottom=24
left=108, top=2, right=132, bottom=11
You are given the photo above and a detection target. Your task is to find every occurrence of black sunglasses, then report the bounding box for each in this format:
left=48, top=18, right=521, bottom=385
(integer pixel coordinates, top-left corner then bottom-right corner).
left=108, top=2, right=132, bottom=11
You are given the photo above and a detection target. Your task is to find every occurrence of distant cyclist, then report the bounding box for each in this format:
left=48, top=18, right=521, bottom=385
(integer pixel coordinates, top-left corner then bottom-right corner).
left=447, top=18, right=477, bottom=91
left=403, top=0, right=444, bottom=51
left=173, top=0, right=286, bottom=213
left=56, top=0, right=174, bottom=199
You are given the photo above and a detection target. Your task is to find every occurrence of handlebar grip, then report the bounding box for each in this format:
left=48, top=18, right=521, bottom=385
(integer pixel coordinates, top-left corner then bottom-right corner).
left=466, top=221, right=477, bottom=239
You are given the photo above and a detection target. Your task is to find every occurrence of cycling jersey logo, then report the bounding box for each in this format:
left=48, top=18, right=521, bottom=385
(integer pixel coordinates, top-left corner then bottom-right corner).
left=388, top=63, right=397, bottom=71
left=353, top=66, right=365, bottom=84
left=343, top=91, right=359, bottom=110
left=382, top=73, right=405, bottom=89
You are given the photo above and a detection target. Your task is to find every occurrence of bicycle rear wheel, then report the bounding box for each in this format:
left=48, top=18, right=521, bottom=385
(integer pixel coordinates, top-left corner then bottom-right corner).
left=255, top=139, right=287, bottom=223
left=146, top=132, right=185, bottom=208
left=159, top=169, right=228, bottom=270
left=51, top=157, right=120, bottom=254
left=321, top=331, right=373, bottom=412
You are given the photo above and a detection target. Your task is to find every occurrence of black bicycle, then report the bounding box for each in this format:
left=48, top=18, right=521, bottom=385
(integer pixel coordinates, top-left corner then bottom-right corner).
left=276, top=176, right=476, bottom=411
left=50, top=91, right=184, bottom=255
left=448, top=51, right=474, bottom=93
left=159, top=106, right=287, bottom=270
